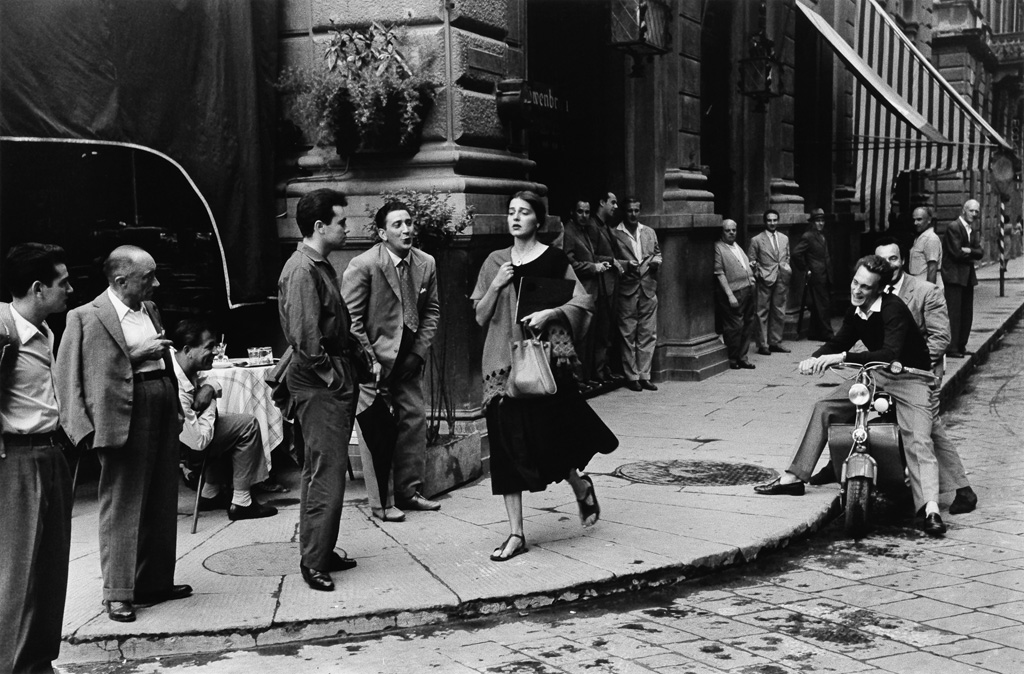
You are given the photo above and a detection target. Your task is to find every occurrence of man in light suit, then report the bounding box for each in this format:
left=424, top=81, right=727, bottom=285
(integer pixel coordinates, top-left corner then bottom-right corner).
left=875, top=239, right=978, bottom=515
left=342, top=201, right=442, bottom=519
left=613, top=196, right=661, bottom=391
left=747, top=209, right=792, bottom=356
left=792, top=208, right=834, bottom=341
left=562, top=199, right=614, bottom=383
left=714, top=220, right=756, bottom=370
left=941, top=199, right=984, bottom=358
left=55, top=245, right=189, bottom=623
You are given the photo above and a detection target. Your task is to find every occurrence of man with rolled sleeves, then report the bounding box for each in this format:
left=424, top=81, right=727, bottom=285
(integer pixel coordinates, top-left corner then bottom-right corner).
left=277, top=188, right=358, bottom=592
left=1, top=243, right=74, bottom=673
left=942, top=199, right=984, bottom=358
left=714, top=220, right=756, bottom=370
left=56, top=245, right=188, bottom=623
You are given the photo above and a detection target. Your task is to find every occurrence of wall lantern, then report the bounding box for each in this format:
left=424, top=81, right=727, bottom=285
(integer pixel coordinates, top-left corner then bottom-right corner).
left=738, top=1, right=783, bottom=111
left=610, top=0, right=672, bottom=77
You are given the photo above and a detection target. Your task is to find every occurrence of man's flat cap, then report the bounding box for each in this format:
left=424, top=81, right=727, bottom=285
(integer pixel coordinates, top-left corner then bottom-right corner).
left=809, top=208, right=826, bottom=220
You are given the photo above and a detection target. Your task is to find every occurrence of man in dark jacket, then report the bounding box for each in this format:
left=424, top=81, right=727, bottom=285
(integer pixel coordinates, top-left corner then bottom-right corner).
left=754, top=255, right=946, bottom=536
left=792, top=208, right=834, bottom=340
left=941, top=199, right=984, bottom=357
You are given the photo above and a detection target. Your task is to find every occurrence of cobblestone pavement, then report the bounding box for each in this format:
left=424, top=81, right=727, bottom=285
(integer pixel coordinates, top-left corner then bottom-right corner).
left=63, top=326, right=1024, bottom=674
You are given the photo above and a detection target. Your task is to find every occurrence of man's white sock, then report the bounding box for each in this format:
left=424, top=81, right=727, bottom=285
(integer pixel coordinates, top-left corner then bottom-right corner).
left=232, top=490, right=252, bottom=508
left=200, top=483, right=220, bottom=499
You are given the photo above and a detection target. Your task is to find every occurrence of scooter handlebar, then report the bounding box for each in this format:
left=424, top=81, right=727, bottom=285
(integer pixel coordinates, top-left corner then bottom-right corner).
left=829, top=360, right=937, bottom=383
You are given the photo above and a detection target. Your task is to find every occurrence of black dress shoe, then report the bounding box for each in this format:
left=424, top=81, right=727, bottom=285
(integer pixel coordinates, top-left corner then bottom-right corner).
left=737, top=360, right=756, bottom=369
left=624, top=380, right=643, bottom=391
left=134, top=584, right=193, bottom=606
left=301, top=564, right=334, bottom=591
left=198, top=493, right=230, bottom=511
left=757, top=347, right=772, bottom=356
left=947, top=351, right=966, bottom=359
left=769, top=345, right=791, bottom=353
left=639, top=380, right=658, bottom=391
left=809, top=464, right=837, bottom=486
left=730, top=362, right=742, bottom=370
left=754, top=477, right=805, bottom=496
left=329, top=551, right=357, bottom=571
left=228, top=501, right=278, bottom=521
left=922, top=513, right=947, bottom=536
left=397, top=493, right=441, bottom=511
left=105, top=600, right=136, bottom=622
left=949, top=486, right=978, bottom=514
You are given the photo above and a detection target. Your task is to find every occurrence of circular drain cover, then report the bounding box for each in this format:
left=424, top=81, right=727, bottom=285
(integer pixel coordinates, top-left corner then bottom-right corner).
left=204, top=542, right=300, bottom=577
left=614, top=460, right=777, bottom=487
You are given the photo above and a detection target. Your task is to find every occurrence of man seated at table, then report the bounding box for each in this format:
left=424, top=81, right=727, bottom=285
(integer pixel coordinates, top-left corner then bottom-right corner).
left=171, top=319, right=277, bottom=520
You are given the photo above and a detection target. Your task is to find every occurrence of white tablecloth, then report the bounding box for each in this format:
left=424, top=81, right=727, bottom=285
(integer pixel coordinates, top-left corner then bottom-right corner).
left=205, top=364, right=283, bottom=470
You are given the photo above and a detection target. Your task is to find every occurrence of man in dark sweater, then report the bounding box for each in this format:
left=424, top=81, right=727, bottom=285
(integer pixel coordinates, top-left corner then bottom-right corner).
left=754, top=255, right=946, bottom=536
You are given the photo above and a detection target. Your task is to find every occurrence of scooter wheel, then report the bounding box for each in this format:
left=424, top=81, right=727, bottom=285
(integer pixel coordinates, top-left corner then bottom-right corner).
left=844, top=476, right=873, bottom=538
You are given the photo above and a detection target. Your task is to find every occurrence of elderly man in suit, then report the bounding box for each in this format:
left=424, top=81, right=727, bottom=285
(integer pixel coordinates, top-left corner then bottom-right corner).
left=562, top=199, right=614, bottom=383
left=875, top=238, right=977, bottom=515
left=714, top=220, right=756, bottom=370
left=942, top=199, right=984, bottom=358
left=613, top=196, right=661, bottom=391
left=792, top=208, right=834, bottom=341
left=748, top=209, right=792, bottom=356
left=342, top=201, right=442, bottom=520
left=55, top=245, right=189, bottom=623
left=1, top=244, right=74, bottom=673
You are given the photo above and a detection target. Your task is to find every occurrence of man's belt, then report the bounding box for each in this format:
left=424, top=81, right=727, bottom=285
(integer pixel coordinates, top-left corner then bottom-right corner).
left=1, top=430, right=65, bottom=447
left=133, top=369, right=170, bottom=383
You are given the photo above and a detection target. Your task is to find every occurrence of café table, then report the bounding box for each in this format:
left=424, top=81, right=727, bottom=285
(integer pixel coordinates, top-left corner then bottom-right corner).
left=205, top=360, right=283, bottom=471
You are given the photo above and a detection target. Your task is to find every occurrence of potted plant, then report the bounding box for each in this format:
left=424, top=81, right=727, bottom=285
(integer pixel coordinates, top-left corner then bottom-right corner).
left=277, top=21, right=434, bottom=155
left=364, top=189, right=474, bottom=445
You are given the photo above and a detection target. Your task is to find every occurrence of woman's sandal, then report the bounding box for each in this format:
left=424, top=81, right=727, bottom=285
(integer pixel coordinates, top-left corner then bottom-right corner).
left=490, top=533, right=528, bottom=562
left=577, top=475, right=600, bottom=528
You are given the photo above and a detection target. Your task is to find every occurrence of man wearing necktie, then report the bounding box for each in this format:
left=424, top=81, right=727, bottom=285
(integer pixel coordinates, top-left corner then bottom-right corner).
left=941, top=199, right=984, bottom=358
left=56, top=245, right=189, bottom=622
left=747, top=209, right=792, bottom=356
left=342, top=201, right=442, bottom=519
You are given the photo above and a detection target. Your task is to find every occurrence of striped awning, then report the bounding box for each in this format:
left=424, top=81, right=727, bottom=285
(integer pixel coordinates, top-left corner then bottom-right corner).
left=797, top=0, right=1013, bottom=230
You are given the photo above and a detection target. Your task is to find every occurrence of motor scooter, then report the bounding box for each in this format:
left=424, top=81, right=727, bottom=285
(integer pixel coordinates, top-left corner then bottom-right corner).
left=825, top=361, right=937, bottom=538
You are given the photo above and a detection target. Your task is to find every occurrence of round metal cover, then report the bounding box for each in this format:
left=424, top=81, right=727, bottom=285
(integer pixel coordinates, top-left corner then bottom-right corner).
left=204, top=542, right=304, bottom=576
left=614, top=459, right=777, bottom=487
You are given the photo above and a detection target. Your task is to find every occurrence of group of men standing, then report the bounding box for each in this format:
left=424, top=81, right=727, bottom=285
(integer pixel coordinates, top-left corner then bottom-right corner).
left=561, top=191, right=662, bottom=392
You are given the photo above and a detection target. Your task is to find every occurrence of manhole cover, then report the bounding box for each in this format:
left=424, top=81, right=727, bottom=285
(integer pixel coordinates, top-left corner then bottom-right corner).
left=205, top=542, right=310, bottom=577
left=613, top=460, right=777, bottom=487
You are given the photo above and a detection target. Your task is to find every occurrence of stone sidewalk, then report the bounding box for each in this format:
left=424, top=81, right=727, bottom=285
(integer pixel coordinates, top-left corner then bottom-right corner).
left=56, top=257, right=1024, bottom=667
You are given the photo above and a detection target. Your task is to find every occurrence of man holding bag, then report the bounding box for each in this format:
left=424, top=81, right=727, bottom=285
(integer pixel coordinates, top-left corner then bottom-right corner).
left=342, top=201, right=442, bottom=521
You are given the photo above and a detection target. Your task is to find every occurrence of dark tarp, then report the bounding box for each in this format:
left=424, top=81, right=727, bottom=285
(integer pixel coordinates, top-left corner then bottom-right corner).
left=0, top=0, right=279, bottom=306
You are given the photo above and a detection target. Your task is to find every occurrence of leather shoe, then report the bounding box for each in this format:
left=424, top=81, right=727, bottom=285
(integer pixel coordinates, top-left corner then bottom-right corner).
left=737, top=360, right=756, bottom=369
left=228, top=501, right=278, bottom=521
left=328, top=551, right=357, bottom=571
left=300, top=564, right=334, bottom=591
left=757, top=347, right=772, bottom=356
left=105, top=600, right=136, bottom=622
left=922, top=512, right=947, bottom=536
left=624, top=380, right=643, bottom=391
left=371, top=506, right=406, bottom=522
left=198, top=493, right=229, bottom=511
left=754, top=477, right=805, bottom=496
left=769, top=344, right=791, bottom=353
left=134, top=584, right=192, bottom=607
left=397, top=493, right=441, bottom=511
left=947, top=351, right=966, bottom=359
left=639, top=380, right=658, bottom=391
left=730, top=362, right=742, bottom=370
left=949, top=486, right=978, bottom=514
left=809, top=464, right=837, bottom=486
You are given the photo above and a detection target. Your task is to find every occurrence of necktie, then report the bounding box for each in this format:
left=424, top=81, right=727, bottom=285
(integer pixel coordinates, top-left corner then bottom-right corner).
left=398, top=259, right=419, bottom=331
left=771, top=233, right=779, bottom=256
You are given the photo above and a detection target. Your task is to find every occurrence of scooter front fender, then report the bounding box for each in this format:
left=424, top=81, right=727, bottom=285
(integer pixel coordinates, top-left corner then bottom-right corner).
left=842, top=451, right=877, bottom=482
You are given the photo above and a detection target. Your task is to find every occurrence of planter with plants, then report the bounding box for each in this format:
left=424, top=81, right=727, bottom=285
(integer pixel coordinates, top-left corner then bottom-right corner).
left=277, top=21, right=435, bottom=155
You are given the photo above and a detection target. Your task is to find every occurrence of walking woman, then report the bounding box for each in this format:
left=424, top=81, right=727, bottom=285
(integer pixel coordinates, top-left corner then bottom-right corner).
left=471, top=191, right=618, bottom=562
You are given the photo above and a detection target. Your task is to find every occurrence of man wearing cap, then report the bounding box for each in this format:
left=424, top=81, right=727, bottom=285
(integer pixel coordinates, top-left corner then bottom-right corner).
left=942, top=199, right=984, bottom=358
left=792, top=208, right=834, bottom=341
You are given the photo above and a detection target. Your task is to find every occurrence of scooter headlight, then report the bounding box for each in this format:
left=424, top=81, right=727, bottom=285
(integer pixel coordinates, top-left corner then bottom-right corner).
left=852, top=427, right=868, bottom=444
left=873, top=396, right=890, bottom=413
left=848, top=382, right=871, bottom=406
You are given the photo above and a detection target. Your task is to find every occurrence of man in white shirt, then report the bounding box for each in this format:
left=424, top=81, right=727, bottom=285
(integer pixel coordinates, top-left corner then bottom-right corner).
left=171, top=319, right=276, bottom=521
left=612, top=197, right=662, bottom=390
left=0, top=243, right=74, bottom=674
left=908, top=207, right=942, bottom=287
left=714, top=220, right=756, bottom=369
left=941, top=199, right=984, bottom=357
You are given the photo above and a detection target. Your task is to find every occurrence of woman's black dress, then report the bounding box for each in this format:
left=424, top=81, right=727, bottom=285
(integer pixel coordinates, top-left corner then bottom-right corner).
left=487, top=247, right=618, bottom=495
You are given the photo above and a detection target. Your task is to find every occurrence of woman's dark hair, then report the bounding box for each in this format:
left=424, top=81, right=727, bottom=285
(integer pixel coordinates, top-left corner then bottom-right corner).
left=508, top=190, right=547, bottom=224
left=3, top=243, right=66, bottom=298
left=295, top=189, right=348, bottom=238
left=374, top=201, right=412, bottom=231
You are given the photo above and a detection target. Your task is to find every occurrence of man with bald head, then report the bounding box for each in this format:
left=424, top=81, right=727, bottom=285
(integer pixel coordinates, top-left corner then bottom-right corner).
left=56, top=245, right=189, bottom=623
left=908, top=207, right=942, bottom=287
left=714, top=220, right=756, bottom=369
left=941, top=199, right=984, bottom=357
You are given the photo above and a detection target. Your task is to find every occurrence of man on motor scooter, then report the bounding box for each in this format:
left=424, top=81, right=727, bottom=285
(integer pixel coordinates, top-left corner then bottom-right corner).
left=754, top=255, right=947, bottom=536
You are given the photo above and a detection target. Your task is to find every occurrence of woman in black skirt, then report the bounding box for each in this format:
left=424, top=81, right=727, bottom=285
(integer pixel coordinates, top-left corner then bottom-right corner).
left=471, top=191, right=618, bottom=562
